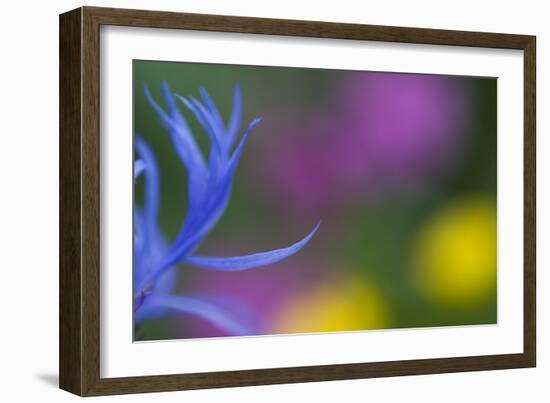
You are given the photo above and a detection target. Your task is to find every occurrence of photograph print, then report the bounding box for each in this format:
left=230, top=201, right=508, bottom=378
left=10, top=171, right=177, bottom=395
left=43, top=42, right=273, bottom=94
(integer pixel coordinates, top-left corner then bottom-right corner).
left=133, top=60, right=497, bottom=342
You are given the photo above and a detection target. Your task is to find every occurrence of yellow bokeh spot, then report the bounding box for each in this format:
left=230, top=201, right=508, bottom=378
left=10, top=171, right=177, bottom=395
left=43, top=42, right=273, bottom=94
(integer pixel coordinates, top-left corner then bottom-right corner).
left=270, top=277, right=389, bottom=334
left=411, top=197, right=497, bottom=307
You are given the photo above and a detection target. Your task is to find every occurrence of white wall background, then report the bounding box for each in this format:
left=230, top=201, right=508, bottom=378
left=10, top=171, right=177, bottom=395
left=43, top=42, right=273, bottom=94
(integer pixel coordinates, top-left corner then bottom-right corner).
left=0, top=0, right=546, bottom=401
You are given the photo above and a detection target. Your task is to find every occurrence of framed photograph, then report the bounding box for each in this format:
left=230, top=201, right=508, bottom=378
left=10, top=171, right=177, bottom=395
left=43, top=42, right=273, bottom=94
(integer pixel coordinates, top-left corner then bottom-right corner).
left=59, top=6, right=536, bottom=396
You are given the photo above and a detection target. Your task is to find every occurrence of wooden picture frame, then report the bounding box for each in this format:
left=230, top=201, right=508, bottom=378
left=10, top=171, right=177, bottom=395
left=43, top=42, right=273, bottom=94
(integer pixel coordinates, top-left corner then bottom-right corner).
left=59, top=6, right=536, bottom=396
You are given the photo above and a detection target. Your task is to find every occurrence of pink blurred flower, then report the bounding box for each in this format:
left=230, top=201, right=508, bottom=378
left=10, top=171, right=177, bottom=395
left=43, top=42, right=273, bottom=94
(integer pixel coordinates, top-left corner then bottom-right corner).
left=258, top=72, right=471, bottom=215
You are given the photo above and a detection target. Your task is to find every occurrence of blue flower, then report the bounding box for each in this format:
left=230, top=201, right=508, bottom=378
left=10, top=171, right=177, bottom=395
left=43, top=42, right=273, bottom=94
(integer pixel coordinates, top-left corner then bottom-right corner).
left=134, top=81, right=320, bottom=337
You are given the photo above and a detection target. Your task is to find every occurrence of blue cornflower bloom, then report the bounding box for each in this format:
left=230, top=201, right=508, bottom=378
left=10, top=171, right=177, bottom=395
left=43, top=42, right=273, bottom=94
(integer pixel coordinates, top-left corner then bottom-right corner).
left=134, top=81, right=320, bottom=336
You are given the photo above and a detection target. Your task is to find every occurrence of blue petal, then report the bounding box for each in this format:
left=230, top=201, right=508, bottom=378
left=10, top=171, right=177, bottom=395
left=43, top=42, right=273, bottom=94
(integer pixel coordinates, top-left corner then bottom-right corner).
left=137, top=118, right=264, bottom=292
left=156, top=188, right=232, bottom=280
left=134, top=137, right=160, bottom=243
left=133, top=208, right=146, bottom=288
left=144, top=84, right=171, bottom=124
left=199, top=87, right=225, bottom=140
left=174, top=94, right=224, bottom=160
left=137, top=294, right=257, bottom=335
left=182, top=117, right=262, bottom=244
left=191, top=95, right=225, bottom=155
left=133, top=203, right=172, bottom=293
left=145, top=83, right=211, bottom=241
left=186, top=222, right=320, bottom=271
left=159, top=82, right=206, bottom=172
left=226, top=84, right=242, bottom=148
left=163, top=118, right=263, bottom=266
left=154, top=266, right=177, bottom=295
left=134, top=160, right=145, bottom=183
left=228, top=117, right=262, bottom=173
left=140, top=214, right=173, bottom=294
left=144, top=84, right=207, bottom=200
left=160, top=81, right=188, bottom=128
left=133, top=142, right=174, bottom=294
left=134, top=296, right=168, bottom=324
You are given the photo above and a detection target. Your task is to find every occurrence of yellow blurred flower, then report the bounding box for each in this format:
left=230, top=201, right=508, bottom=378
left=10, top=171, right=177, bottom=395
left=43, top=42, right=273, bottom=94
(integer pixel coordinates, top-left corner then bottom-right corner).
left=270, top=276, right=389, bottom=334
left=411, top=197, right=497, bottom=308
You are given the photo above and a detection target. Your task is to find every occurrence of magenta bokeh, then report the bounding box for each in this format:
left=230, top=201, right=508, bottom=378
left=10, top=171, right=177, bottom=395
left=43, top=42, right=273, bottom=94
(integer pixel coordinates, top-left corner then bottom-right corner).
left=260, top=72, right=471, bottom=215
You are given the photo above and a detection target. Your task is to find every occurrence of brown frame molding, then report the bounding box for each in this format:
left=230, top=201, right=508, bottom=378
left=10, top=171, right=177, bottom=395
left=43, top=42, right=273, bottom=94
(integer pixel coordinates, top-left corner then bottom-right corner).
left=59, top=6, right=536, bottom=396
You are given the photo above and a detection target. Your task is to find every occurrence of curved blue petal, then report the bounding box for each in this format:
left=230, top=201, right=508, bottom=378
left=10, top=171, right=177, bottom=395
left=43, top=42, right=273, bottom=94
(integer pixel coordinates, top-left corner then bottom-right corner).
left=135, top=137, right=160, bottom=244
left=183, top=117, right=262, bottom=244
left=159, top=82, right=206, bottom=172
left=134, top=295, right=168, bottom=324
left=138, top=294, right=257, bottom=335
left=226, top=84, right=242, bottom=148
left=174, top=94, right=224, bottom=160
left=163, top=118, right=263, bottom=265
left=228, top=117, right=262, bottom=172
left=191, top=95, right=225, bottom=157
left=134, top=160, right=145, bottom=183
left=134, top=141, right=174, bottom=294
left=186, top=222, right=320, bottom=271
left=199, top=87, right=225, bottom=140
left=137, top=117, right=264, bottom=292
left=133, top=208, right=146, bottom=289
left=144, top=84, right=207, bottom=202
